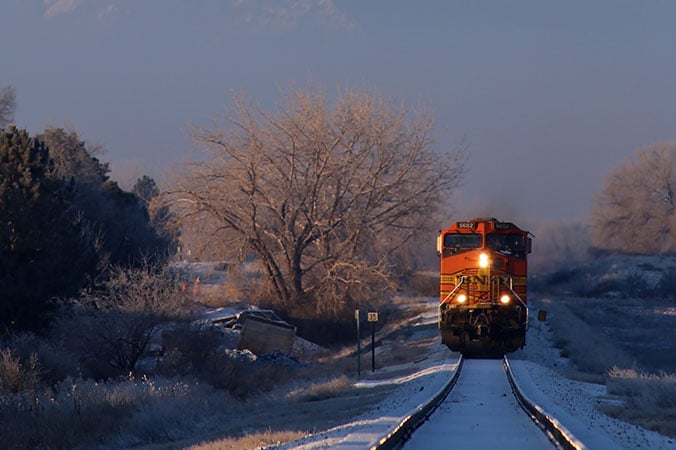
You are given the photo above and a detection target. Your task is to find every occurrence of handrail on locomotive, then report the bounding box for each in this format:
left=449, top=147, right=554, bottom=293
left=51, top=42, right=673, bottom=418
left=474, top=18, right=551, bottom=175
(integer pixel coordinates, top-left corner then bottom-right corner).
left=437, top=217, right=532, bottom=356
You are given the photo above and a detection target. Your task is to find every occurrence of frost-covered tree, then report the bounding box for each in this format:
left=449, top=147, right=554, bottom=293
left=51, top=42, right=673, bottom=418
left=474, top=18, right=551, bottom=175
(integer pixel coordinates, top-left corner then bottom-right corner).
left=169, top=86, right=466, bottom=316
left=590, top=142, right=675, bottom=254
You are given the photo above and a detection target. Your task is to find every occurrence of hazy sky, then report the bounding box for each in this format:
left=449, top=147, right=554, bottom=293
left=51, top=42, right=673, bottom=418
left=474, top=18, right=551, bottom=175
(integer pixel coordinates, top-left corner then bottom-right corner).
left=2, top=1, right=676, bottom=222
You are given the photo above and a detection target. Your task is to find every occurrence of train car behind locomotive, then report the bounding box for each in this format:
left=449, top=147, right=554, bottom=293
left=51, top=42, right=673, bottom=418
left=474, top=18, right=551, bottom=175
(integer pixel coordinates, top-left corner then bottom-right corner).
left=437, top=217, right=532, bottom=356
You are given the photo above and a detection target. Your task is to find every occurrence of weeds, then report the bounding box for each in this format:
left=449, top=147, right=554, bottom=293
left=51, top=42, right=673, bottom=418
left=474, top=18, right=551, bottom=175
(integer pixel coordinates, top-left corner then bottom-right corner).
left=0, top=348, right=42, bottom=394
left=600, top=367, right=676, bottom=438
left=536, top=298, right=635, bottom=374
left=288, top=375, right=352, bottom=402
left=189, top=429, right=307, bottom=450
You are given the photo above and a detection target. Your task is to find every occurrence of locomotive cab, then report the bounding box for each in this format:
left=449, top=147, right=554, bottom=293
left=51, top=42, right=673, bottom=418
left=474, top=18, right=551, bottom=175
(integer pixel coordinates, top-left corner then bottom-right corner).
left=438, top=218, right=531, bottom=356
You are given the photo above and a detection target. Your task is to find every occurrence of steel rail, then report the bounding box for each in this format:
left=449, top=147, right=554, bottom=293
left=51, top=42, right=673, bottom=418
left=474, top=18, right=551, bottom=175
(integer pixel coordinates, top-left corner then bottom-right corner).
left=371, top=354, right=464, bottom=450
left=503, top=356, right=587, bottom=450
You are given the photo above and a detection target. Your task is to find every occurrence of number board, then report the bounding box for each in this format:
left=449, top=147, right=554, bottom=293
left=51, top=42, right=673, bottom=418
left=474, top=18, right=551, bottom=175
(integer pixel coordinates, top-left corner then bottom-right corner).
left=457, top=222, right=475, bottom=229
left=367, top=312, right=379, bottom=322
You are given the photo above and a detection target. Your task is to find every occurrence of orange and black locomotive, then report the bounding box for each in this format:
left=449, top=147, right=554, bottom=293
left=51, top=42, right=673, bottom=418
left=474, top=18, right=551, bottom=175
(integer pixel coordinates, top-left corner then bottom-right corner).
left=437, top=217, right=532, bottom=355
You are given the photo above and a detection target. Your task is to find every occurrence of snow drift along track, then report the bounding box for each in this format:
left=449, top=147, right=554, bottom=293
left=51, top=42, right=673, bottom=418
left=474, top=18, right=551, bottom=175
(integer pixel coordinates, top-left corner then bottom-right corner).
left=377, top=356, right=587, bottom=450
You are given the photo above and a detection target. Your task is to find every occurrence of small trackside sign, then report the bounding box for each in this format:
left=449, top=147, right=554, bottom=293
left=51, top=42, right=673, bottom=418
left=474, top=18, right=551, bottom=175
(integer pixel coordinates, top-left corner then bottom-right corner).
left=367, top=312, right=379, bottom=322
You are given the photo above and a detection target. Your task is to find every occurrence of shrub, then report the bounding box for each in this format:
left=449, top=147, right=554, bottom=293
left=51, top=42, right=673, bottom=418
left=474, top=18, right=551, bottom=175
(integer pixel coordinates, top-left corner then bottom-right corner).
left=5, top=332, right=78, bottom=385
left=0, top=348, right=42, bottom=394
left=602, top=367, right=676, bottom=437
left=156, top=323, right=225, bottom=377
left=51, top=263, right=190, bottom=379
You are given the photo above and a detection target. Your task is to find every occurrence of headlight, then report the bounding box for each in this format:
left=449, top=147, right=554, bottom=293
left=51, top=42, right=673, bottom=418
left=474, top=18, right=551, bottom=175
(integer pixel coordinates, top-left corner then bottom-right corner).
left=457, top=294, right=467, bottom=304
left=500, top=294, right=510, bottom=304
left=479, top=253, right=489, bottom=268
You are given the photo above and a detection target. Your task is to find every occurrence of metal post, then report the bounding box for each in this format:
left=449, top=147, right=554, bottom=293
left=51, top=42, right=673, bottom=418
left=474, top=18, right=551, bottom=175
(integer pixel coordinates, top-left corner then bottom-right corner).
left=367, top=311, right=379, bottom=373
left=371, top=320, right=375, bottom=372
left=355, top=309, right=361, bottom=378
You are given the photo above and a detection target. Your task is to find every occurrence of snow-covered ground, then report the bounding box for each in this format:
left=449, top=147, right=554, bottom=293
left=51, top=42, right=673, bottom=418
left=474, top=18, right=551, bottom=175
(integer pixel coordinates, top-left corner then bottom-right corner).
left=273, top=298, right=675, bottom=450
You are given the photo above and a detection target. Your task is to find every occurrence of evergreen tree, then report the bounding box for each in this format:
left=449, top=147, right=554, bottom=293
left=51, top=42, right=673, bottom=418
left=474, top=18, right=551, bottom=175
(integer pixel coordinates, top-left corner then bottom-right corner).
left=40, top=128, right=173, bottom=269
left=0, top=85, right=16, bottom=128
left=0, top=127, right=96, bottom=332
left=132, top=175, right=159, bottom=206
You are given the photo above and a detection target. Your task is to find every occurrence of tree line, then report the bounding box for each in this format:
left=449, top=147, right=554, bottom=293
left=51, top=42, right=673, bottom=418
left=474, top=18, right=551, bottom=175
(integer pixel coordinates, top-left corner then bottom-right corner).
left=1, top=113, right=173, bottom=333
left=2, top=80, right=674, bottom=338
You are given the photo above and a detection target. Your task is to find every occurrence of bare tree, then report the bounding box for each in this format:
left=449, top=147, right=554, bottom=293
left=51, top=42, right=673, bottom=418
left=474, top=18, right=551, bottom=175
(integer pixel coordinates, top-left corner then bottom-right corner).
left=590, top=142, right=675, bottom=254
left=168, top=86, right=466, bottom=316
left=0, top=85, right=16, bottom=128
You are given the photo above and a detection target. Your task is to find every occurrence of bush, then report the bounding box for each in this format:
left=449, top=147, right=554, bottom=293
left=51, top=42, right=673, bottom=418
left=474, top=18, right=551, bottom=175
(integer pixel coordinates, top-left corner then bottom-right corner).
left=602, top=367, right=676, bottom=437
left=157, top=323, right=225, bottom=377
left=5, top=332, right=78, bottom=385
left=51, top=263, right=190, bottom=379
left=0, top=348, right=42, bottom=394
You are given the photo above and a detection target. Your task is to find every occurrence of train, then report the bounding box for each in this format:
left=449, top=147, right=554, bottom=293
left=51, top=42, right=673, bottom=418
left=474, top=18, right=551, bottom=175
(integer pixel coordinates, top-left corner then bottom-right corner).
left=437, top=217, right=532, bottom=356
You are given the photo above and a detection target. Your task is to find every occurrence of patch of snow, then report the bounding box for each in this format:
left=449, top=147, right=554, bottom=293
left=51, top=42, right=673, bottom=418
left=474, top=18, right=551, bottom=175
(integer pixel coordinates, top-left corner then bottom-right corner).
left=509, top=360, right=674, bottom=449
left=275, top=298, right=675, bottom=450
left=274, top=346, right=459, bottom=449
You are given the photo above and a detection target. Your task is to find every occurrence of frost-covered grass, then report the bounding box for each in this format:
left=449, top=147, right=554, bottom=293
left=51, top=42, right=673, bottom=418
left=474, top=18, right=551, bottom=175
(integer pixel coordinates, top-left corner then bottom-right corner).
left=0, top=375, right=232, bottom=449
left=601, top=367, right=676, bottom=438
left=532, top=253, right=676, bottom=439
left=535, top=296, right=636, bottom=375
left=531, top=254, right=676, bottom=300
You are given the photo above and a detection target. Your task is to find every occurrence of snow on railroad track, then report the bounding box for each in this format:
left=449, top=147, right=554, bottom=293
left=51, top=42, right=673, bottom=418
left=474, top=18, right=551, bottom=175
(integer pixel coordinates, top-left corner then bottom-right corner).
left=404, top=358, right=555, bottom=450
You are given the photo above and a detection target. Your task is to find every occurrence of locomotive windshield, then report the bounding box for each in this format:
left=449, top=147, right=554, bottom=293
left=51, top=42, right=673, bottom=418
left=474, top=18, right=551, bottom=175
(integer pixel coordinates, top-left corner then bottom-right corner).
left=486, top=233, right=526, bottom=257
left=444, top=233, right=482, bottom=251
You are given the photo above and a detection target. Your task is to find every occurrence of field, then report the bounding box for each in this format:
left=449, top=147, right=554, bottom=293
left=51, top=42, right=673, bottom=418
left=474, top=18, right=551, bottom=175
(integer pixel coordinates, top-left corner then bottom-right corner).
left=528, top=254, right=676, bottom=438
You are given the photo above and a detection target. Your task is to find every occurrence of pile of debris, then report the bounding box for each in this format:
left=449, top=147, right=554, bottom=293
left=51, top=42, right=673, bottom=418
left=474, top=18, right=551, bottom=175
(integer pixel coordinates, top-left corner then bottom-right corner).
left=211, top=309, right=296, bottom=356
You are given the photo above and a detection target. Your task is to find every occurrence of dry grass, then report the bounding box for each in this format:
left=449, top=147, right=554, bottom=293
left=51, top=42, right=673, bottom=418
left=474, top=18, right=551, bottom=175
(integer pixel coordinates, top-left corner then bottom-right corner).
left=0, top=295, right=438, bottom=449
left=177, top=295, right=438, bottom=449
left=0, top=348, right=42, bottom=394
left=189, top=430, right=307, bottom=450
left=287, top=375, right=353, bottom=401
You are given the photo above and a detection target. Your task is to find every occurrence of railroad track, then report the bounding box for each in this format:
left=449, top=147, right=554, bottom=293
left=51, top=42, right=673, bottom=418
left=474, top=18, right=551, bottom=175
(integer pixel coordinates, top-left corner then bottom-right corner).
left=376, top=356, right=586, bottom=450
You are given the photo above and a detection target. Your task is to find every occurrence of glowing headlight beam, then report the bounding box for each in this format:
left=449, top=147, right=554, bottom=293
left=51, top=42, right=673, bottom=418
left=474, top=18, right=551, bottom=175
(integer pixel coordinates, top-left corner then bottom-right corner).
left=479, top=253, right=489, bottom=268
left=500, top=294, right=510, bottom=304
left=457, top=294, right=467, bottom=304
